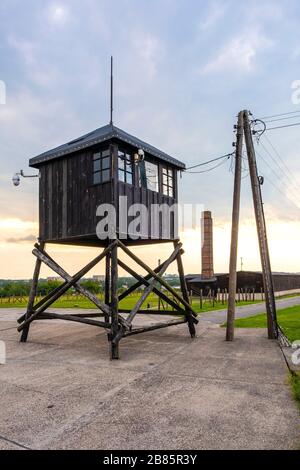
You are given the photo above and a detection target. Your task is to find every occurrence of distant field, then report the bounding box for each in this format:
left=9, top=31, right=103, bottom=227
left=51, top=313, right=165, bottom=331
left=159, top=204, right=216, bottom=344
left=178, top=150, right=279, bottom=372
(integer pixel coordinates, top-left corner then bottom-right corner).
left=231, top=305, right=300, bottom=343
left=0, top=293, right=258, bottom=314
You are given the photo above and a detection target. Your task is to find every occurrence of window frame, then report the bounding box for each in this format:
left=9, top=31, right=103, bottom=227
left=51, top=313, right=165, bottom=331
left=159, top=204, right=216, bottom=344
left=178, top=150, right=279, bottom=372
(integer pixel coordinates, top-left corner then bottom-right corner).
left=139, top=160, right=159, bottom=193
left=92, top=147, right=111, bottom=185
left=162, top=166, right=174, bottom=198
left=118, top=148, right=134, bottom=185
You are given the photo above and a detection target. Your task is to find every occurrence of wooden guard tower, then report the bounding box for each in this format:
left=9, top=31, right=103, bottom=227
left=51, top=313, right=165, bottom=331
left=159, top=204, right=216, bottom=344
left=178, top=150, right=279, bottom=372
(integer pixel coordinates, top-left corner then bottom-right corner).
left=17, top=123, right=198, bottom=359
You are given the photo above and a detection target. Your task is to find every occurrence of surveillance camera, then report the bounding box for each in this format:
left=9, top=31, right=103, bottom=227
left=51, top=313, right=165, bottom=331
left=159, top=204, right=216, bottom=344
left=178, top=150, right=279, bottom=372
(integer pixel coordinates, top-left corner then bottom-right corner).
left=12, top=173, right=21, bottom=187
left=138, top=148, right=145, bottom=160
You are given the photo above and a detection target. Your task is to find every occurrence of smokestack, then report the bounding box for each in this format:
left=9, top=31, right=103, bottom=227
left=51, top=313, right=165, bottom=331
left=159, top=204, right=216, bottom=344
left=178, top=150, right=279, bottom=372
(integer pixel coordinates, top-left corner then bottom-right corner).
left=201, top=211, right=214, bottom=279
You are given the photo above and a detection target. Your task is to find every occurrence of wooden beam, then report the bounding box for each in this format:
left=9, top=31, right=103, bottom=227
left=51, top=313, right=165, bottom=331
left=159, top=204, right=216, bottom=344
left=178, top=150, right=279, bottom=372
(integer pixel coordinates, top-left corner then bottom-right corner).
left=36, top=311, right=110, bottom=328
left=110, top=242, right=120, bottom=359
left=117, top=239, right=198, bottom=321
left=174, top=240, right=196, bottom=338
left=32, top=245, right=111, bottom=317
left=18, top=241, right=117, bottom=332
left=117, top=259, right=184, bottom=313
left=118, top=261, right=164, bottom=301
left=20, top=241, right=45, bottom=342
left=124, top=243, right=182, bottom=327
left=124, top=319, right=186, bottom=337
left=118, top=309, right=184, bottom=315
left=226, top=111, right=244, bottom=341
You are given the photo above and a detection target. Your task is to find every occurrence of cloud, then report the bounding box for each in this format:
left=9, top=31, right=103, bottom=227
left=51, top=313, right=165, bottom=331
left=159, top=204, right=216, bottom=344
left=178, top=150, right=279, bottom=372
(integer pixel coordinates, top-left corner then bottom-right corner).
left=131, top=31, right=164, bottom=79
left=6, top=234, right=37, bottom=243
left=47, top=3, right=70, bottom=25
left=199, top=29, right=273, bottom=75
left=7, top=34, right=59, bottom=87
left=198, top=2, right=227, bottom=31
left=8, top=36, right=36, bottom=67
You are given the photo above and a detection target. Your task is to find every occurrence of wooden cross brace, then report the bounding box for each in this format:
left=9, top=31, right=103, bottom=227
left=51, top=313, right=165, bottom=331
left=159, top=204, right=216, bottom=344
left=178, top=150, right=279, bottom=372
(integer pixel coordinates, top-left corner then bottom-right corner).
left=17, top=241, right=120, bottom=333
left=18, top=239, right=198, bottom=360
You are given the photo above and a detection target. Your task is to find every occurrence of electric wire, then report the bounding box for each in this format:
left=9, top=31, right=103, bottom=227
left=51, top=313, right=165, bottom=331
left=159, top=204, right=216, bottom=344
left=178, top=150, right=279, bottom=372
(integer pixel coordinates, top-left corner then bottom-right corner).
left=255, top=148, right=300, bottom=210
left=258, top=110, right=300, bottom=120
left=266, top=121, right=300, bottom=131
left=264, top=114, right=300, bottom=124
left=185, top=156, right=231, bottom=174
left=258, top=140, right=300, bottom=199
left=185, top=152, right=234, bottom=171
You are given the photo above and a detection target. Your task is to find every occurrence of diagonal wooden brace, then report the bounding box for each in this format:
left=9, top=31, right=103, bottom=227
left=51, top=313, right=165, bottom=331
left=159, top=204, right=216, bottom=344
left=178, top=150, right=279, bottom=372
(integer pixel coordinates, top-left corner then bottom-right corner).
left=123, top=242, right=183, bottom=328
left=18, top=241, right=118, bottom=333
left=32, top=245, right=111, bottom=317
left=117, top=259, right=185, bottom=314
left=117, top=239, right=198, bottom=322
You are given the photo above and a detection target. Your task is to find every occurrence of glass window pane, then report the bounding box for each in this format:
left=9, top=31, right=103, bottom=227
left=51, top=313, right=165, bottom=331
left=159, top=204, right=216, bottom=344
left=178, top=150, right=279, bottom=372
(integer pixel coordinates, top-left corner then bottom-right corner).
left=126, top=154, right=131, bottom=163
left=102, top=149, right=110, bottom=157
left=102, top=169, right=110, bottom=183
left=118, top=156, right=125, bottom=170
left=93, top=172, right=101, bottom=184
left=126, top=172, right=133, bottom=185
left=169, top=187, right=174, bottom=197
left=144, top=161, right=158, bottom=192
left=102, top=157, right=110, bottom=169
left=93, top=160, right=101, bottom=172
left=118, top=150, right=125, bottom=158
left=118, top=169, right=125, bottom=182
left=163, top=174, right=168, bottom=185
left=163, top=168, right=168, bottom=175
left=163, top=185, right=169, bottom=196
left=93, top=152, right=100, bottom=160
left=168, top=169, right=173, bottom=177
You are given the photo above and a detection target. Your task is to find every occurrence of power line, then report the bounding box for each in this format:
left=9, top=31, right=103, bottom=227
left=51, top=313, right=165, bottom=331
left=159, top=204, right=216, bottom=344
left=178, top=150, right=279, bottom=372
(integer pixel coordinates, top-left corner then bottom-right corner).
left=251, top=116, right=300, bottom=194
left=255, top=148, right=300, bottom=210
left=266, top=121, right=300, bottom=131
left=256, top=146, right=300, bottom=204
left=263, top=133, right=300, bottom=184
left=261, top=173, right=300, bottom=211
left=185, top=156, right=231, bottom=174
left=264, top=111, right=300, bottom=123
left=258, top=141, right=300, bottom=198
left=185, top=152, right=234, bottom=171
left=258, top=110, right=300, bottom=120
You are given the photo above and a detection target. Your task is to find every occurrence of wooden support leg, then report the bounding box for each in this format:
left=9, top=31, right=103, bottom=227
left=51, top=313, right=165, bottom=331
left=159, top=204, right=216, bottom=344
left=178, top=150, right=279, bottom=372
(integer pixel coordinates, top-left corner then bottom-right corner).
left=104, top=253, right=111, bottom=323
left=20, top=241, right=45, bottom=343
left=174, top=240, right=196, bottom=339
left=109, top=243, right=120, bottom=360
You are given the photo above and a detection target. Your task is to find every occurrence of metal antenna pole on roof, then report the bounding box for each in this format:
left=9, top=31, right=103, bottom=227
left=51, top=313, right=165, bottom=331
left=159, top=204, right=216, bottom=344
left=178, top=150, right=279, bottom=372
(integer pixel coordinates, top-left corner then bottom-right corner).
left=110, top=56, right=114, bottom=126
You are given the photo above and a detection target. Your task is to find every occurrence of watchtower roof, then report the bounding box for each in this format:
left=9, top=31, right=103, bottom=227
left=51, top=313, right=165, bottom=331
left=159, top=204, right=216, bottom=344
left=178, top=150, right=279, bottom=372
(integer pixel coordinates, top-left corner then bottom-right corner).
left=29, top=124, right=186, bottom=170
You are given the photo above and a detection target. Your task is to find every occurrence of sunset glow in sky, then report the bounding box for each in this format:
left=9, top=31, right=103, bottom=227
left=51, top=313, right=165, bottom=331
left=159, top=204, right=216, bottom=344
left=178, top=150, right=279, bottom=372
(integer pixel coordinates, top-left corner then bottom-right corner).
left=0, top=0, right=300, bottom=279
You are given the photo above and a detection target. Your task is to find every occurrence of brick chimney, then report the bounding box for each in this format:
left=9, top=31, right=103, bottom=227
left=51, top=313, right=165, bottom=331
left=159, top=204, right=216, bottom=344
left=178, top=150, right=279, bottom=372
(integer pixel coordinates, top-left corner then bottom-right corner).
left=201, top=211, right=214, bottom=279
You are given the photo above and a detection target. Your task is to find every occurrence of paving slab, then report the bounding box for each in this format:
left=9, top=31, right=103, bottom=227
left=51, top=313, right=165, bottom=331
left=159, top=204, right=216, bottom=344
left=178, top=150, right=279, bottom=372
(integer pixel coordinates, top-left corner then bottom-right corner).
left=0, top=309, right=299, bottom=450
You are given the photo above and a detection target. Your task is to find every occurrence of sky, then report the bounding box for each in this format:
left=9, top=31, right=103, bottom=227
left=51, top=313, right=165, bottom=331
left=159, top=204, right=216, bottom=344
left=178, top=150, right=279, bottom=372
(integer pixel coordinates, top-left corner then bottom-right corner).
left=0, top=0, right=300, bottom=279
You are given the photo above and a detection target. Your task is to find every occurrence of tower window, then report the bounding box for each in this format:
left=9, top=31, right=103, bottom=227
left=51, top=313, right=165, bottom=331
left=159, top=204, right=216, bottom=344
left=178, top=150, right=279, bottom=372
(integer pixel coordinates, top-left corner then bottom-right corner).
left=162, top=167, right=174, bottom=197
left=93, top=148, right=110, bottom=184
left=139, top=161, right=159, bottom=192
left=118, top=150, right=133, bottom=184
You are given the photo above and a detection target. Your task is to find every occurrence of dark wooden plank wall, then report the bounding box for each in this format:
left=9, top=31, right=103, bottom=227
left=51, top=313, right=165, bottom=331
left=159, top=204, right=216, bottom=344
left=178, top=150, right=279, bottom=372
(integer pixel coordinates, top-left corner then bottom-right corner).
left=39, top=143, right=179, bottom=243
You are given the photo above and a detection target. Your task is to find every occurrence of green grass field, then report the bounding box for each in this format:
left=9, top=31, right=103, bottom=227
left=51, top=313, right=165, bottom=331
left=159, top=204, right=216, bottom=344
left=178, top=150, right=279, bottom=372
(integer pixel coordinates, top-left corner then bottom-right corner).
left=232, top=305, right=300, bottom=343
left=0, top=293, right=258, bottom=314
left=290, top=373, right=300, bottom=411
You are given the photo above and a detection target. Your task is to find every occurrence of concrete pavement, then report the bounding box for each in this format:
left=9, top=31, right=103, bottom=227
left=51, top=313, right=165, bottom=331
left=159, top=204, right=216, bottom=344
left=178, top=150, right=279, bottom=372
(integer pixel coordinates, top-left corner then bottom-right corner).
left=0, top=309, right=299, bottom=450
left=198, top=295, right=300, bottom=325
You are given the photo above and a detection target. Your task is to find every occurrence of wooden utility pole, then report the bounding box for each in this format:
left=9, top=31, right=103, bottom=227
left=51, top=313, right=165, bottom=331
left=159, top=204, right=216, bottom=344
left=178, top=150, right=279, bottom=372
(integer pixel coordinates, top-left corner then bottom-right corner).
left=226, top=111, right=244, bottom=341
left=243, top=110, right=278, bottom=339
